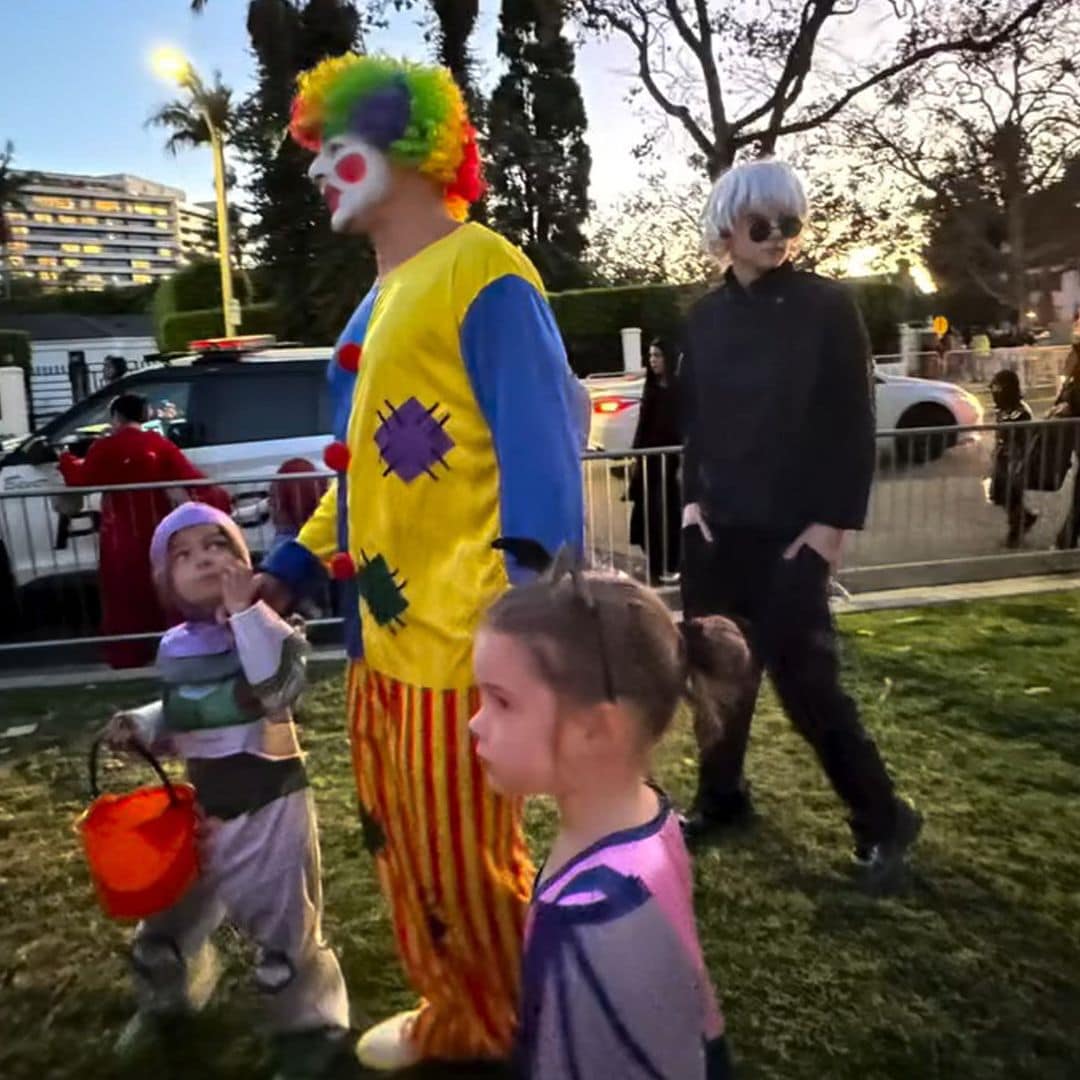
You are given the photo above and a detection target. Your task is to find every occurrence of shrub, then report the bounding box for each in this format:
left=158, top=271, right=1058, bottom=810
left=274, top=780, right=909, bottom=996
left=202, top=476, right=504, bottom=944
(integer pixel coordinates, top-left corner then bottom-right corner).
left=152, top=261, right=254, bottom=348
left=160, top=303, right=284, bottom=353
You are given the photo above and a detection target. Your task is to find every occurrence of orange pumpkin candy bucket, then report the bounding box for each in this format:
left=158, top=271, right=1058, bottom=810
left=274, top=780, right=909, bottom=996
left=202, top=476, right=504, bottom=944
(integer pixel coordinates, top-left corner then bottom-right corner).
left=78, top=737, right=200, bottom=921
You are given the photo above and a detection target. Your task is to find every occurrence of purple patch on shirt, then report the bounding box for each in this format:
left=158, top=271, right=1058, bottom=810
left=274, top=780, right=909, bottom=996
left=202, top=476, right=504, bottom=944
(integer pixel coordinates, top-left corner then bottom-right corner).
left=374, top=397, right=455, bottom=483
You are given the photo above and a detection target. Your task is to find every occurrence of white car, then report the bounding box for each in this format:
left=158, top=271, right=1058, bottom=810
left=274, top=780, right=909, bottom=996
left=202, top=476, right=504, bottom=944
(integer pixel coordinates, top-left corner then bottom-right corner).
left=584, top=368, right=984, bottom=462
left=0, top=339, right=334, bottom=607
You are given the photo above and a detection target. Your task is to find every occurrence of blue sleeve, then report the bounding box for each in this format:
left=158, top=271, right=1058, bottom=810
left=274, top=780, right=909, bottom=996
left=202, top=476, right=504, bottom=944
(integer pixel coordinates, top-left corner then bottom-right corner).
left=262, top=538, right=327, bottom=596
left=462, top=274, right=585, bottom=584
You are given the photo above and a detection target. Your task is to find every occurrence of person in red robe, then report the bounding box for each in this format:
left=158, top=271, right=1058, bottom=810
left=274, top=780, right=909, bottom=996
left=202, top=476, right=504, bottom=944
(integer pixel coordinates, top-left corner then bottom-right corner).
left=58, top=393, right=230, bottom=668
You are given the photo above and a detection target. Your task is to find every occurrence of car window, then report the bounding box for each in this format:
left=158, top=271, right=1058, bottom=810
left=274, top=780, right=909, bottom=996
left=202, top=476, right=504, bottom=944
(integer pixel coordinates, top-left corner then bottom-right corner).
left=196, top=372, right=326, bottom=446
left=50, top=381, right=193, bottom=445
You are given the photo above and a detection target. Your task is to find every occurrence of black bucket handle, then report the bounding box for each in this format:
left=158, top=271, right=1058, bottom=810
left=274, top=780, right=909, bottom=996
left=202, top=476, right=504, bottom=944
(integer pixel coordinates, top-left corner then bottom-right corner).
left=89, top=734, right=180, bottom=807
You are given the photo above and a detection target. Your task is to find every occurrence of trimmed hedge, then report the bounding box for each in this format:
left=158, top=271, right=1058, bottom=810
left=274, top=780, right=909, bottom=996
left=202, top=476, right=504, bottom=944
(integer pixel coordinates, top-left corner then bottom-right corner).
left=160, top=303, right=284, bottom=353
left=153, top=261, right=255, bottom=348
left=550, top=283, right=706, bottom=375
left=155, top=279, right=932, bottom=369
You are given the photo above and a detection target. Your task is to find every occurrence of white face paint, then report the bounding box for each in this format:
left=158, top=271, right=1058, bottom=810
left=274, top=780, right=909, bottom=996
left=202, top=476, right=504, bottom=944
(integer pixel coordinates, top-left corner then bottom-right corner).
left=307, top=134, right=391, bottom=234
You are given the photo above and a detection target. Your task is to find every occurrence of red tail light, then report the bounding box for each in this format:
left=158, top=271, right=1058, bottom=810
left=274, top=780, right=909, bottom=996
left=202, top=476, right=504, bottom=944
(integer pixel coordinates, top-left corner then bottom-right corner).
left=592, top=396, right=636, bottom=415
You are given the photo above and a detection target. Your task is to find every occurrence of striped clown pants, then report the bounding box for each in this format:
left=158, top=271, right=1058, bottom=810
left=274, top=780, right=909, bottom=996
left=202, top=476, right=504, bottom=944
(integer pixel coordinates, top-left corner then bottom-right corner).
left=346, top=662, right=532, bottom=1060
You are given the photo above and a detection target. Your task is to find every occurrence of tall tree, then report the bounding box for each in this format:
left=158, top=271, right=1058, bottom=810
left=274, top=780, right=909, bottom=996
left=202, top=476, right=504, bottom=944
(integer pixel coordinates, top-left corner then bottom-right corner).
left=429, top=1, right=481, bottom=115
left=192, top=0, right=382, bottom=341
left=574, top=0, right=1067, bottom=178
left=487, top=0, right=592, bottom=289
left=846, top=6, right=1080, bottom=326
left=0, top=142, right=39, bottom=300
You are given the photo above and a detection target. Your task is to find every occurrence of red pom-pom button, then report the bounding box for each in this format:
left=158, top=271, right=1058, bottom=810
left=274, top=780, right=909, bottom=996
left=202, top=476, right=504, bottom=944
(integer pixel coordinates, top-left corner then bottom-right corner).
left=337, top=342, right=362, bottom=373
left=323, top=440, right=351, bottom=473
left=329, top=552, right=356, bottom=580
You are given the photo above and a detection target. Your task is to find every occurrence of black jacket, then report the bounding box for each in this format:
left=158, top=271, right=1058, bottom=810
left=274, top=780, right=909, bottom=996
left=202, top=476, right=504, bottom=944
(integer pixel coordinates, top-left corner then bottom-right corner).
left=679, top=263, right=875, bottom=537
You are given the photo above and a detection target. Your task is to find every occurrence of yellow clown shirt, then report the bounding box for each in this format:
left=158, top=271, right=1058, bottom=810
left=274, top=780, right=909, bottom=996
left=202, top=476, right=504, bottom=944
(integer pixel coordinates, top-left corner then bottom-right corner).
left=264, top=223, right=585, bottom=690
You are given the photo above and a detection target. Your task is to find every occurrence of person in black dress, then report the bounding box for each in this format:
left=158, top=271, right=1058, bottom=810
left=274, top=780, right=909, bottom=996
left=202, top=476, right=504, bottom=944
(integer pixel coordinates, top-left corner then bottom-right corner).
left=628, top=338, right=682, bottom=583
left=1052, top=344, right=1080, bottom=549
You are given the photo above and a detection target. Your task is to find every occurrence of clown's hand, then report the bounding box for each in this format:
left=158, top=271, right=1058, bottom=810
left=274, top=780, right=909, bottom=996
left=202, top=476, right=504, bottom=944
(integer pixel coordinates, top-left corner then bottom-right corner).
left=253, top=572, right=293, bottom=616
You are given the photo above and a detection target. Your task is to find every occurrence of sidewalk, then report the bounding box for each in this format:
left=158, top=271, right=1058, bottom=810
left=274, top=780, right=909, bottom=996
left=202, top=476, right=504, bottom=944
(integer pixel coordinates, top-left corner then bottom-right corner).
left=2, top=573, right=1076, bottom=692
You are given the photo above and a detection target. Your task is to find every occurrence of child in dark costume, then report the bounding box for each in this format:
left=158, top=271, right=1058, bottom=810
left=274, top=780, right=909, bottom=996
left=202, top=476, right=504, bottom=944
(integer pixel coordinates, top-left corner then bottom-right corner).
left=988, top=369, right=1038, bottom=547
left=471, top=557, right=750, bottom=1078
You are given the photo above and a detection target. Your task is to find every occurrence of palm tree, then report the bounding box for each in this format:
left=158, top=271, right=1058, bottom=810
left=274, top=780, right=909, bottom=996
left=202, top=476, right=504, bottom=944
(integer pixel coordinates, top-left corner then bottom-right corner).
left=145, top=73, right=233, bottom=156
left=0, top=141, right=39, bottom=300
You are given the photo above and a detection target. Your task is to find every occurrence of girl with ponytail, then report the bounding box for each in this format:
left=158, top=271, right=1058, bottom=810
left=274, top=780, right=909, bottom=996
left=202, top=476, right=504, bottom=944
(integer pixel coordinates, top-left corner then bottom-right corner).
left=471, top=553, right=749, bottom=1078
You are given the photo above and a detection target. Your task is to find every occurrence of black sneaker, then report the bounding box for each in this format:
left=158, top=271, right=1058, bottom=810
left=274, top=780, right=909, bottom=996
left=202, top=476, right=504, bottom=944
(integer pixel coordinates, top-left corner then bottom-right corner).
left=853, top=799, right=923, bottom=890
left=680, top=790, right=756, bottom=851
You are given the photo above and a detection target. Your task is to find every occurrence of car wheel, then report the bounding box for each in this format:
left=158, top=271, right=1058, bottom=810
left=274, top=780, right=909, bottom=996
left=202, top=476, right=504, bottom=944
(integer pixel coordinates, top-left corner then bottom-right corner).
left=895, top=403, right=957, bottom=466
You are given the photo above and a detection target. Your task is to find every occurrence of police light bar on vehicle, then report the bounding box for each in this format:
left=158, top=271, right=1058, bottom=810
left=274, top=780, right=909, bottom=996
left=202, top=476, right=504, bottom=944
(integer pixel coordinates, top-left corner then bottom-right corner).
left=188, top=334, right=277, bottom=352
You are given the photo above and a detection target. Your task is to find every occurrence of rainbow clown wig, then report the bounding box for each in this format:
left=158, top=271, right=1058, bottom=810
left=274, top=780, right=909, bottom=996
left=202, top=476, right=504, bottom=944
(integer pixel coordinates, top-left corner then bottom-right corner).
left=289, top=53, right=485, bottom=222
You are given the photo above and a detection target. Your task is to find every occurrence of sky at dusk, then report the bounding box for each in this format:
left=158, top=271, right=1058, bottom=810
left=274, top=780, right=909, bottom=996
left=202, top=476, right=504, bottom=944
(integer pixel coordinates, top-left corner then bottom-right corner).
left=1, top=0, right=645, bottom=209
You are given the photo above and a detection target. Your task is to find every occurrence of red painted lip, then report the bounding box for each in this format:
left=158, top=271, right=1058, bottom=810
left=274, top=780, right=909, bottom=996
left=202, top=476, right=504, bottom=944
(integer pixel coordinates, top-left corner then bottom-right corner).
left=325, top=185, right=341, bottom=214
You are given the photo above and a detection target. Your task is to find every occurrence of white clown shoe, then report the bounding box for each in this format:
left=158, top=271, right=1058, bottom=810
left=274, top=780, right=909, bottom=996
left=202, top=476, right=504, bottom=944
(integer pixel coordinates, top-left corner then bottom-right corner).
left=355, top=1009, right=423, bottom=1071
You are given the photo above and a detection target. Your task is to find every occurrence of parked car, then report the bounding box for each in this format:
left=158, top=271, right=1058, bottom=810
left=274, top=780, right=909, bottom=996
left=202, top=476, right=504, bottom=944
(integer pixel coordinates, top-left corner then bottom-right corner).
left=0, top=339, right=334, bottom=603
left=584, top=369, right=984, bottom=464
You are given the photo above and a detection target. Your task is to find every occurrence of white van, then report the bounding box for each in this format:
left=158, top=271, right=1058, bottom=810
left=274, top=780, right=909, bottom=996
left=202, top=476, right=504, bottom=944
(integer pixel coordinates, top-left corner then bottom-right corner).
left=0, top=341, right=334, bottom=622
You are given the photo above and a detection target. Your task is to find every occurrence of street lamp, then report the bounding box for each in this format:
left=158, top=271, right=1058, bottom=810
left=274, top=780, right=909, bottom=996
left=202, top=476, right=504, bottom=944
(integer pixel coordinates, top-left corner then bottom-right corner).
left=150, top=45, right=239, bottom=337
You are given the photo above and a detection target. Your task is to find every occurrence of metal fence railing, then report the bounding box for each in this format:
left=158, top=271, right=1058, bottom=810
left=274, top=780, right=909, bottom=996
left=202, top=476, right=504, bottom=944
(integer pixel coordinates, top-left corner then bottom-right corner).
left=874, top=344, right=1073, bottom=389
left=1, top=419, right=1079, bottom=664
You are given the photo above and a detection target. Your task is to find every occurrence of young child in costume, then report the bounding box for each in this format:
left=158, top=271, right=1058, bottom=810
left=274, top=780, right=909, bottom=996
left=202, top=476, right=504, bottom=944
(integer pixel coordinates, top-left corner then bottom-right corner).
left=259, top=54, right=585, bottom=1068
left=988, top=369, right=1038, bottom=547
left=471, top=559, right=748, bottom=1079
left=103, top=502, right=351, bottom=1079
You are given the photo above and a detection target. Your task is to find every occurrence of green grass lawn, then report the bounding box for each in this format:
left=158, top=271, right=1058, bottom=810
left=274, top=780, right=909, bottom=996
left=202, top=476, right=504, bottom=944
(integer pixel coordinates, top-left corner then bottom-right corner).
left=2, top=593, right=1079, bottom=1080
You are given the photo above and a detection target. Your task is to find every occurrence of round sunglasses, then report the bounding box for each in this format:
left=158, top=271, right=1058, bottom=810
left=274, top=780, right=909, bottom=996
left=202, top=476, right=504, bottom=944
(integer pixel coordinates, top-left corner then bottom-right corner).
left=747, top=215, right=804, bottom=244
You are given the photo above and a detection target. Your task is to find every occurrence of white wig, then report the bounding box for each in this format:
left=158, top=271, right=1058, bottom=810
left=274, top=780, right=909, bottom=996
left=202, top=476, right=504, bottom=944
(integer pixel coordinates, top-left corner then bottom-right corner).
left=701, top=160, right=809, bottom=257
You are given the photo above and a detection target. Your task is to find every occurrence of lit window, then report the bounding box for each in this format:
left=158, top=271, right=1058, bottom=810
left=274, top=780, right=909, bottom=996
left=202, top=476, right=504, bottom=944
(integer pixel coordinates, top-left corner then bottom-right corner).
left=58, top=214, right=79, bottom=224
left=63, top=258, right=81, bottom=267
left=38, top=270, right=59, bottom=281
left=36, top=256, right=58, bottom=266
left=132, top=273, right=153, bottom=284
left=94, top=200, right=120, bottom=212
left=158, top=248, right=173, bottom=258
left=153, top=206, right=169, bottom=217
left=8, top=256, right=23, bottom=266
left=33, top=212, right=54, bottom=223
left=34, top=195, right=75, bottom=210
left=79, top=216, right=97, bottom=225
left=85, top=274, right=105, bottom=284
left=156, top=221, right=171, bottom=230
left=82, top=244, right=103, bottom=254
left=11, top=226, right=29, bottom=235
left=61, top=242, right=81, bottom=253
left=8, top=241, right=28, bottom=251
left=131, top=259, right=151, bottom=269
left=6, top=211, right=26, bottom=221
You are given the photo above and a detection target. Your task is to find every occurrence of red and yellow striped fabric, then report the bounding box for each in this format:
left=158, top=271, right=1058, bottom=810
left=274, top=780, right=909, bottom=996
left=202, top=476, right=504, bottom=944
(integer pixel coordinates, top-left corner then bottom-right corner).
left=346, top=661, right=532, bottom=1060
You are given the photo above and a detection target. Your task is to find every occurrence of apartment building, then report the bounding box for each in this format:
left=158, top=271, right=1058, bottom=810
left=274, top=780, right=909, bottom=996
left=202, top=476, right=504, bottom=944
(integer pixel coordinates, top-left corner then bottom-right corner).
left=5, top=172, right=184, bottom=290
left=177, top=200, right=217, bottom=262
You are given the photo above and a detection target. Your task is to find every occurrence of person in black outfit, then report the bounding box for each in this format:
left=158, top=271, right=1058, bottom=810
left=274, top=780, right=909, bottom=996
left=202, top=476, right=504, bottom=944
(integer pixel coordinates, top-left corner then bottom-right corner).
left=1052, top=344, right=1080, bottom=549
left=678, top=159, right=921, bottom=885
left=628, top=338, right=682, bottom=583
left=987, top=369, right=1038, bottom=548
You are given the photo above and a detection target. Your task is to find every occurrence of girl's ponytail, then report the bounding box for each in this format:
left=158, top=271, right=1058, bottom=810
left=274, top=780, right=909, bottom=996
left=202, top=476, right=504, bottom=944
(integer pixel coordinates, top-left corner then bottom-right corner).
left=679, top=617, right=755, bottom=755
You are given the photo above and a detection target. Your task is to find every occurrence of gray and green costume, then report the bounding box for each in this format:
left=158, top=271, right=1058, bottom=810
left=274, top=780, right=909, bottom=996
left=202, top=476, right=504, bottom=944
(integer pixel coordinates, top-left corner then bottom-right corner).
left=127, top=503, right=349, bottom=1056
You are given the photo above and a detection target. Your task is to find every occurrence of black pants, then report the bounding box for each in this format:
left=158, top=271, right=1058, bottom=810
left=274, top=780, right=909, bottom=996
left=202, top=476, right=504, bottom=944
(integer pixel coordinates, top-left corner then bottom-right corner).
left=682, top=525, right=898, bottom=843
left=1057, top=458, right=1080, bottom=548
